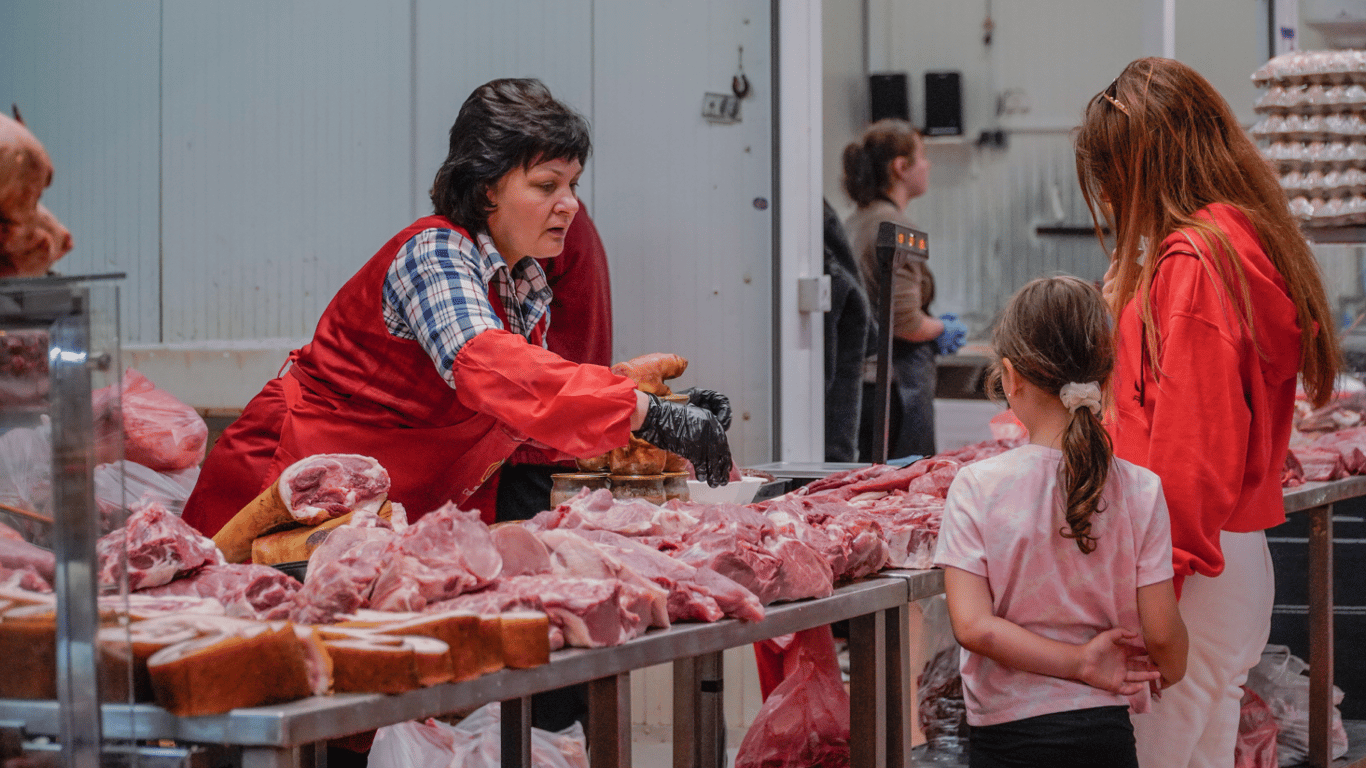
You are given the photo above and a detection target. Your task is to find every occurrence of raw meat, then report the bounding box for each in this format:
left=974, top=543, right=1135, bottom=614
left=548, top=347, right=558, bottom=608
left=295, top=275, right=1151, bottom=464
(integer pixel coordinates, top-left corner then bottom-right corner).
left=572, top=528, right=764, bottom=622
left=369, top=503, right=502, bottom=612
left=292, top=525, right=399, bottom=624
left=280, top=454, right=391, bottom=524
left=95, top=369, right=209, bottom=472
left=136, top=564, right=300, bottom=620
left=538, top=529, right=670, bottom=629
left=0, top=536, right=54, bottom=584
left=96, top=499, right=224, bottom=591
left=548, top=489, right=698, bottom=537
left=490, top=524, right=551, bottom=576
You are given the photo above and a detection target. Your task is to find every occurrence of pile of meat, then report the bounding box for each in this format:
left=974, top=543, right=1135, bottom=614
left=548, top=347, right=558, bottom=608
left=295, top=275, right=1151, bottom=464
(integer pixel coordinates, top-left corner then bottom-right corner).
left=1285, top=382, right=1366, bottom=486
left=0, top=434, right=1028, bottom=715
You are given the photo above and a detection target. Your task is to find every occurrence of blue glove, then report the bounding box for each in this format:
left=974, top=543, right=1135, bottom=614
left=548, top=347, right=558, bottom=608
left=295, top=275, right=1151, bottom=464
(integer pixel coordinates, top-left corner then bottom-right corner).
left=935, top=313, right=968, bottom=356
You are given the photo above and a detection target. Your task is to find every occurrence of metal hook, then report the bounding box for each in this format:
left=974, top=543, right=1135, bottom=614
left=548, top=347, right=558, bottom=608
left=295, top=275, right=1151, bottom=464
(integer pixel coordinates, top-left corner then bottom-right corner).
left=732, top=45, right=751, bottom=99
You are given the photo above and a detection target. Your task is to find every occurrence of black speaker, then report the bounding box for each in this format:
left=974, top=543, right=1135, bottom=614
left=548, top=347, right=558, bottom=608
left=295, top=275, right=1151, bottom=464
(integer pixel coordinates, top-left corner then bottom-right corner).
left=924, top=71, right=963, bottom=136
left=869, top=72, right=909, bottom=123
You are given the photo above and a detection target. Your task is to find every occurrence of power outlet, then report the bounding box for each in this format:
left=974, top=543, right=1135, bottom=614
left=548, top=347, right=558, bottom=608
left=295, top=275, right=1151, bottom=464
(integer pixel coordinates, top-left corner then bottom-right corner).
left=702, top=92, right=741, bottom=124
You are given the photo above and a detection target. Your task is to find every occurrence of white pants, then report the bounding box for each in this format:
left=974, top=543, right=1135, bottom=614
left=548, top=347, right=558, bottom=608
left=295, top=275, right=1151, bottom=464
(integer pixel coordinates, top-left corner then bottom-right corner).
left=1133, top=530, right=1274, bottom=768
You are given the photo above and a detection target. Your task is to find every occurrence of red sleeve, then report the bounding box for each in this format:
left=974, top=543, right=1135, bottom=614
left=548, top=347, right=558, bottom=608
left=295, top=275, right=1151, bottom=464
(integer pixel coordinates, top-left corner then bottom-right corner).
left=535, top=207, right=614, bottom=366
left=1139, top=255, right=1251, bottom=581
left=450, top=329, right=637, bottom=458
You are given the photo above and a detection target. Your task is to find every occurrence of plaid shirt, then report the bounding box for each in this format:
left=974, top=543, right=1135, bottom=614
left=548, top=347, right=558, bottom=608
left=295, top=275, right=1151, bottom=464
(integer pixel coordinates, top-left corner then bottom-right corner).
left=382, top=226, right=552, bottom=386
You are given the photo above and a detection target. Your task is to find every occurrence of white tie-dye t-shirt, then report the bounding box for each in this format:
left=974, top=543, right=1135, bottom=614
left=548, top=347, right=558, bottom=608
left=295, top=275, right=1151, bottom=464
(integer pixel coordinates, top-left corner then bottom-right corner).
left=933, top=444, right=1174, bottom=727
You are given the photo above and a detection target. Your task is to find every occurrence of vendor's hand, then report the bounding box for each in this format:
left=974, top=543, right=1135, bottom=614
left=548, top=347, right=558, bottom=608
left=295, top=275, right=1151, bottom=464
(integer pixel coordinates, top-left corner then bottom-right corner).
left=935, top=313, right=968, bottom=356
left=634, top=394, right=733, bottom=487
left=674, top=387, right=733, bottom=431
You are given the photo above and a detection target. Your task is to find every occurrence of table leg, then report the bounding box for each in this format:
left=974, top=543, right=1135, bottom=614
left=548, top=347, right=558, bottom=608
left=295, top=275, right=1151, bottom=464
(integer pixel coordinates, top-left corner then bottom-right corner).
left=696, top=652, right=726, bottom=768
left=589, top=673, right=631, bottom=768
left=673, top=657, right=698, bottom=768
left=240, top=746, right=302, bottom=768
left=885, top=603, right=912, bottom=768
left=1307, top=503, right=1335, bottom=768
left=850, top=611, right=889, bottom=768
left=501, top=695, right=532, bottom=768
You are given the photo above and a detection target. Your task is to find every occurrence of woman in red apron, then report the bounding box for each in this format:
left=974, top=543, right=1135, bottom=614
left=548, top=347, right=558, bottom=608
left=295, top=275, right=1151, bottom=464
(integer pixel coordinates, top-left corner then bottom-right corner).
left=182, top=78, right=732, bottom=537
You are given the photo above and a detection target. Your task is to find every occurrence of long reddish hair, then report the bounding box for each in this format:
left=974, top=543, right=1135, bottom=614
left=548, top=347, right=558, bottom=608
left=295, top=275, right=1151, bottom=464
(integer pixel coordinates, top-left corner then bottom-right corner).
left=1074, top=57, right=1340, bottom=406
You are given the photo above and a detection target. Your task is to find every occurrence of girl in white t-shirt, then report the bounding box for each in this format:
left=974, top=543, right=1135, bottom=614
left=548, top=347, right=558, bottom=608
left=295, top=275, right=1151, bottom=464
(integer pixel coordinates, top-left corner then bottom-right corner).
left=933, top=276, right=1187, bottom=768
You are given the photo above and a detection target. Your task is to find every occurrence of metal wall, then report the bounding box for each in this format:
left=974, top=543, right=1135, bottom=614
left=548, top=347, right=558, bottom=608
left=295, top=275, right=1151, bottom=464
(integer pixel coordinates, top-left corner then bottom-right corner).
left=827, top=0, right=1272, bottom=334
left=1, top=0, right=777, bottom=467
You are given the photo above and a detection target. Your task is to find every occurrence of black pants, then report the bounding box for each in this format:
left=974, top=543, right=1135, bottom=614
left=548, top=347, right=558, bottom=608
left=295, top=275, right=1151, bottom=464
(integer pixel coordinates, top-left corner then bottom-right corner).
left=967, top=706, right=1138, bottom=768
left=494, top=462, right=588, bottom=733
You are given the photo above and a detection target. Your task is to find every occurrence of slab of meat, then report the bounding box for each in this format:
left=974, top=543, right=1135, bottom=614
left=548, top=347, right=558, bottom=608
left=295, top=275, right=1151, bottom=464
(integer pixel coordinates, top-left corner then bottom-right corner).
left=0, top=536, right=53, bottom=585
left=369, top=503, right=502, bottom=612
left=1292, top=447, right=1348, bottom=482
left=292, top=525, right=399, bottom=624
left=538, top=529, right=670, bottom=629
left=0, top=565, right=50, bottom=592
left=428, top=574, right=647, bottom=649
left=1308, top=426, right=1366, bottom=474
left=136, top=564, right=300, bottom=620
left=1283, top=449, right=1306, bottom=488
left=490, top=524, right=551, bottom=577
left=572, top=528, right=764, bottom=623
left=551, top=489, right=699, bottom=537
left=96, top=499, right=224, bottom=591
left=280, top=453, right=390, bottom=524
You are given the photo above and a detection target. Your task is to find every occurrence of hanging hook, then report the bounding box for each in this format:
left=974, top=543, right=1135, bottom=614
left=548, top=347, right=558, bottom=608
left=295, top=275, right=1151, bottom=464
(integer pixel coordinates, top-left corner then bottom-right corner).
left=732, top=45, right=751, bottom=99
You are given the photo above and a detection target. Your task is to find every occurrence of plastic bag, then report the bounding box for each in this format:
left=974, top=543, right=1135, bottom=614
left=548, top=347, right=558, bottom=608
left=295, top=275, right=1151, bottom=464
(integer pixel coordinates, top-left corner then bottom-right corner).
left=1236, top=686, right=1280, bottom=768
left=369, top=719, right=465, bottom=768
left=92, top=368, right=208, bottom=472
left=1244, top=644, right=1348, bottom=766
left=369, top=704, right=588, bottom=768
left=0, top=423, right=52, bottom=545
left=735, top=626, right=850, bottom=768
left=94, top=460, right=195, bottom=533
left=916, top=594, right=967, bottom=752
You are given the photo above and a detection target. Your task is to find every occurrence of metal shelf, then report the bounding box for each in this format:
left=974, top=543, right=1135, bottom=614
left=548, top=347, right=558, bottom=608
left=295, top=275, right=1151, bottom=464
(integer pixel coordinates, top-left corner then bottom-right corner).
left=0, top=572, right=936, bottom=750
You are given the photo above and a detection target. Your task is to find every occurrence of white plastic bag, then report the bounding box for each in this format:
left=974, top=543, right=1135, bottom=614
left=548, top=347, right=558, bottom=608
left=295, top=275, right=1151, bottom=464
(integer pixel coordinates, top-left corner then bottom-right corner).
left=369, top=718, right=467, bottom=768
left=369, top=703, right=588, bottom=768
left=94, top=460, right=194, bottom=532
left=1244, top=644, right=1348, bottom=766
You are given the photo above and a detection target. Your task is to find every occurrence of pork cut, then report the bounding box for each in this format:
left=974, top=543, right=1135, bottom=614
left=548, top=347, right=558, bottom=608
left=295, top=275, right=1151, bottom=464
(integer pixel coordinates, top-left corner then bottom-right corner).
left=95, top=499, right=224, bottom=591
left=368, top=503, right=502, bottom=612
left=292, top=525, right=399, bottom=624
left=136, top=564, right=300, bottom=620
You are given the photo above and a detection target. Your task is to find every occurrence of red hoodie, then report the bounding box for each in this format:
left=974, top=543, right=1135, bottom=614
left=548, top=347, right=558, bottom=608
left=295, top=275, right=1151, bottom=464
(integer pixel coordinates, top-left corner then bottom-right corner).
left=1110, top=204, right=1301, bottom=588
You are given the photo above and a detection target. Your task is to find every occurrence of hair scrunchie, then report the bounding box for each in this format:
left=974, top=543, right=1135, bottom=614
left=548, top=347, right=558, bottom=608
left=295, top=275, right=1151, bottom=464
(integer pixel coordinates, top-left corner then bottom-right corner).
left=1059, top=381, right=1102, bottom=416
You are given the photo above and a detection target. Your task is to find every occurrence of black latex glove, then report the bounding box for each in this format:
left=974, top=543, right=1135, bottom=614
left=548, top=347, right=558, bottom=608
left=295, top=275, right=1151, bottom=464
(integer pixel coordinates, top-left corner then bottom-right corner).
left=634, top=394, right=733, bottom=487
left=674, top=387, right=733, bottom=431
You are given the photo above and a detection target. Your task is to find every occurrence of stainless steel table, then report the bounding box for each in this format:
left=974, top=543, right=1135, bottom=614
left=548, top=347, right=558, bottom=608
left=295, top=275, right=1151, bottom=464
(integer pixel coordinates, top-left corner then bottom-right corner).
left=0, top=570, right=947, bottom=768
left=1284, top=477, right=1366, bottom=768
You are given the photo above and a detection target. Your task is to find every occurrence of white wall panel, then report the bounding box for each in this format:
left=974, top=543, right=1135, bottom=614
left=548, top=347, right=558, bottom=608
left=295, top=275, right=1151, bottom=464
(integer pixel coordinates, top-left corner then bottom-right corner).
left=0, top=0, right=162, bottom=343
left=413, top=1, right=595, bottom=216
left=592, top=0, right=773, bottom=466
left=159, top=1, right=414, bottom=343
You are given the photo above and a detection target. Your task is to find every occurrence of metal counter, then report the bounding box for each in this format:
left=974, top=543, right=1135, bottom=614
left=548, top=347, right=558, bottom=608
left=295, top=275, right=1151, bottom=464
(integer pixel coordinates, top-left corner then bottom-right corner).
left=1, top=570, right=946, bottom=768
left=1283, top=478, right=1366, bottom=768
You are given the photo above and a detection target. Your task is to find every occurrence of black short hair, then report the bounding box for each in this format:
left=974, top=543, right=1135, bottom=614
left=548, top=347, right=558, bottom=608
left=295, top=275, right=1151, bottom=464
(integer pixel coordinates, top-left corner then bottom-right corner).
left=430, top=78, right=591, bottom=233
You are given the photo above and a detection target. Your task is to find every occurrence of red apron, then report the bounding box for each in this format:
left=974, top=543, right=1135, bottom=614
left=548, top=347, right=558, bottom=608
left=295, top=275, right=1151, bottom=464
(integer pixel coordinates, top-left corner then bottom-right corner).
left=182, top=217, right=636, bottom=537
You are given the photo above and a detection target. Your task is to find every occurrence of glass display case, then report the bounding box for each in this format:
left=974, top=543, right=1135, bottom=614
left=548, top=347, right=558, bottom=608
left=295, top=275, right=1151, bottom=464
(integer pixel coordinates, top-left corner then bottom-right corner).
left=0, top=273, right=131, bottom=768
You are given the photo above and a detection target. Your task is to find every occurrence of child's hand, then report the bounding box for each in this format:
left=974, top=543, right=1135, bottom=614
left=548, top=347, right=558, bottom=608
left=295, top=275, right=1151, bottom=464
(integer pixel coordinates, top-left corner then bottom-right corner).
left=1077, top=627, right=1159, bottom=695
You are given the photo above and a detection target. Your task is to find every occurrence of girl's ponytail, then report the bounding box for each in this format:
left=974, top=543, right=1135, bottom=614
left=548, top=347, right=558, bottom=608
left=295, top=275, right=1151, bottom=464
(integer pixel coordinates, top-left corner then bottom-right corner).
left=1057, top=384, right=1113, bottom=554
left=990, top=276, right=1116, bottom=555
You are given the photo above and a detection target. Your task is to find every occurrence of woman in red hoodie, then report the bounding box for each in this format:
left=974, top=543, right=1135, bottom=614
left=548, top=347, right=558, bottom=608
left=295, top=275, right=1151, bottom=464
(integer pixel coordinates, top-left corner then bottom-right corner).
left=1074, top=58, right=1341, bottom=767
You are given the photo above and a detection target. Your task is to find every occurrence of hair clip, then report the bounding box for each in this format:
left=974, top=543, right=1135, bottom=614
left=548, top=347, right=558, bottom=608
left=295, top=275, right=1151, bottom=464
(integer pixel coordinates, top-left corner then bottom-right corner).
left=1100, top=91, right=1130, bottom=116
